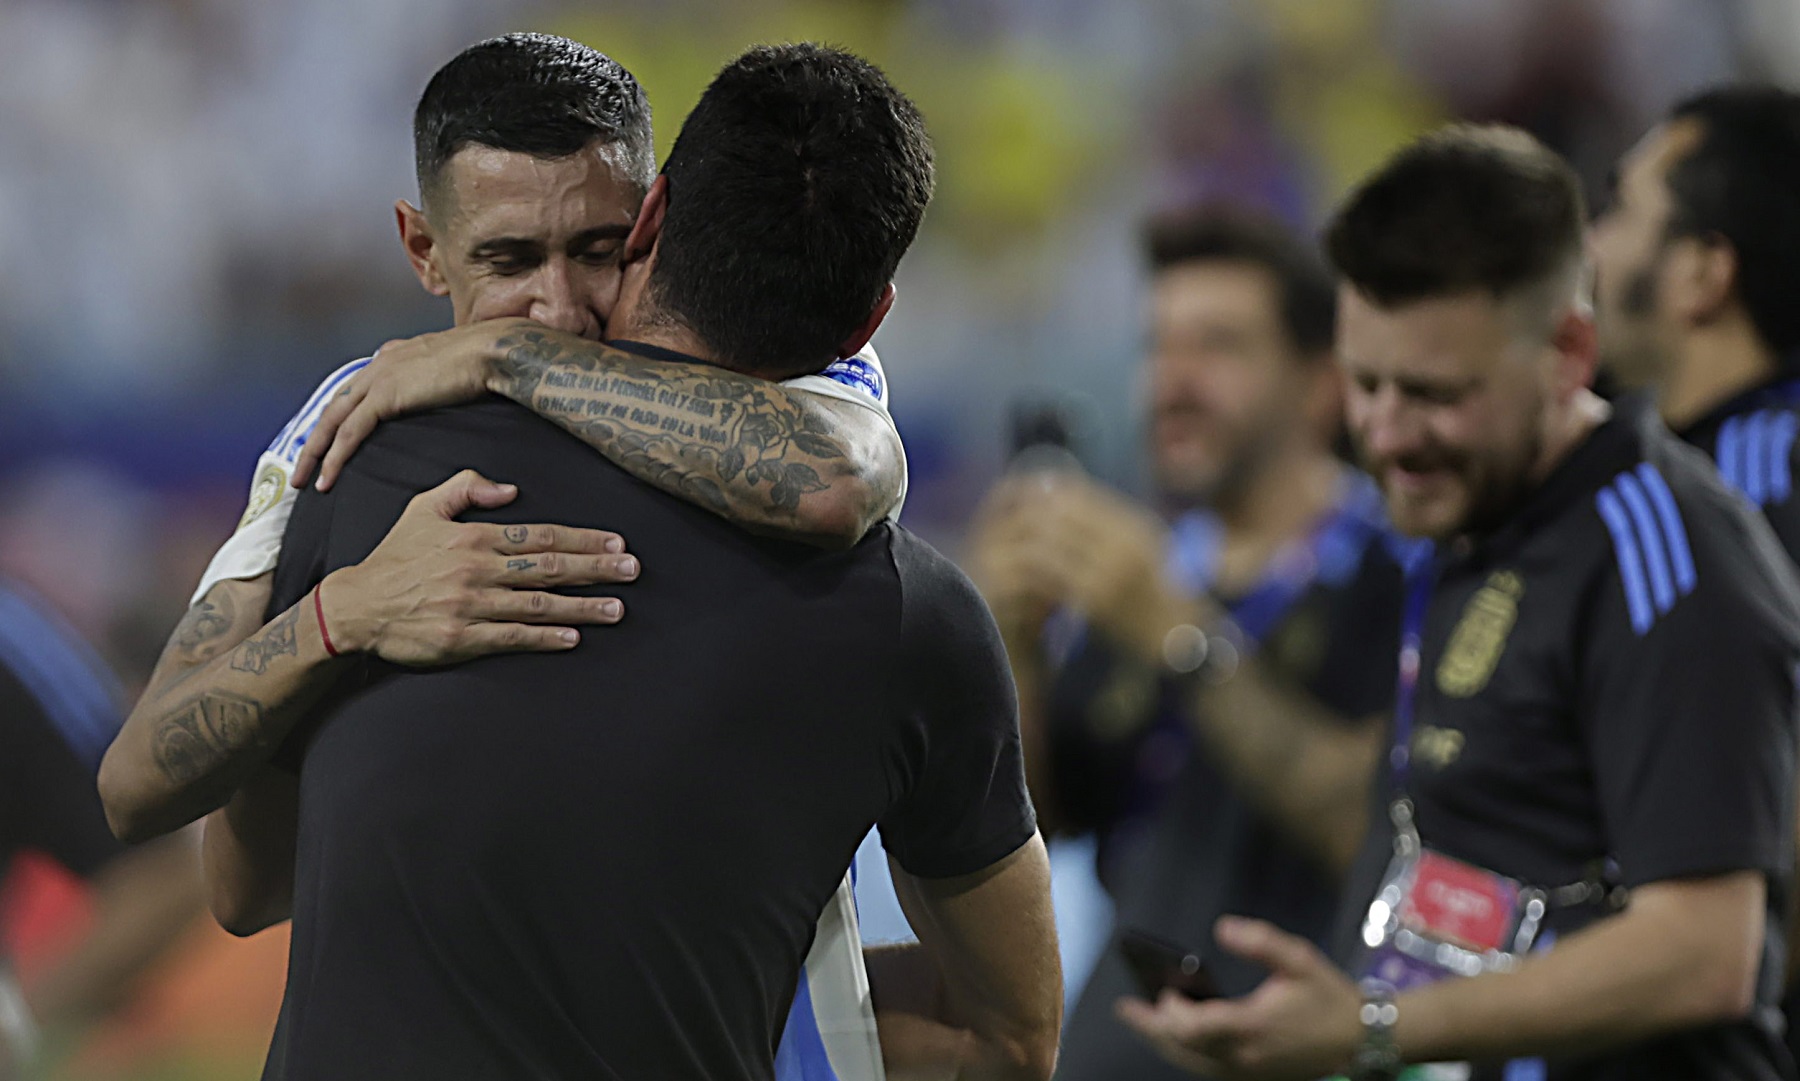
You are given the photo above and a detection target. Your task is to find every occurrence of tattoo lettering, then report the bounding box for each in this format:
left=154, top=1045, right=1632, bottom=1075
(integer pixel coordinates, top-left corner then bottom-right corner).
left=504, top=525, right=529, bottom=544
left=229, top=605, right=300, bottom=675
left=152, top=691, right=265, bottom=784
left=489, top=329, right=855, bottom=523
left=507, top=558, right=537, bottom=571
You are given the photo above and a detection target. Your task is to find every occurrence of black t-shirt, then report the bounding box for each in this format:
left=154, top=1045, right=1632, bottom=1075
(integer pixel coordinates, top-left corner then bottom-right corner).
left=1680, top=376, right=1800, bottom=1072
left=1340, top=396, right=1800, bottom=1081
left=262, top=364, right=1035, bottom=1080
left=1051, top=479, right=1406, bottom=1081
left=1680, top=378, right=1800, bottom=558
left=0, top=580, right=125, bottom=883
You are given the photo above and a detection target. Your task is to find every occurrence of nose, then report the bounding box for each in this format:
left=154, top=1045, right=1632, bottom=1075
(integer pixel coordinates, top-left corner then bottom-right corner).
left=1358, top=384, right=1426, bottom=462
left=528, top=259, right=602, bottom=339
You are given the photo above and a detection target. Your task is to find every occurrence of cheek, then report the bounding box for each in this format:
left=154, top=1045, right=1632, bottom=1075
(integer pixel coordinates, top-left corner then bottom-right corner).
left=458, top=277, right=536, bottom=322
left=580, top=266, right=626, bottom=319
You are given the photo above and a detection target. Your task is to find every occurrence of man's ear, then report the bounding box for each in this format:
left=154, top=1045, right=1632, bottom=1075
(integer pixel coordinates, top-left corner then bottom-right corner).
left=838, top=283, right=897, bottom=360
left=396, top=200, right=450, bottom=297
left=1550, top=306, right=1601, bottom=395
left=623, top=175, right=669, bottom=266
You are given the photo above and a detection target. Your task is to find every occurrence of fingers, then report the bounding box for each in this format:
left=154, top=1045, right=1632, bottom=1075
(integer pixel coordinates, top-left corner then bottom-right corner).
left=452, top=622, right=584, bottom=656
left=487, top=522, right=627, bottom=557
left=314, top=398, right=385, bottom=493
left=494, top=552, right=639, bottom=587
left=1114, top=994, right=1234, bottom=1076
left=412, top=470, right=518, bottom=520
left=1214, top=915, right=1326, bottom=979
left=292, top=379, right=363, bottom=489
left=474, top=590, right=624, bottom=626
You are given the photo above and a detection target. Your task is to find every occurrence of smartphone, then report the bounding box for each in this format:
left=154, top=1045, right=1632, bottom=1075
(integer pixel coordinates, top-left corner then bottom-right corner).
left=1118, top=928, right=1220, bottom=1001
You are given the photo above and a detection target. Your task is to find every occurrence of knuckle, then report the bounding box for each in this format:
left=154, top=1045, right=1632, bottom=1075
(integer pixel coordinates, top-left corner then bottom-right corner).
left=525, top=591, right=550, bottom=614
left=536, top=553, right=561, bottom=576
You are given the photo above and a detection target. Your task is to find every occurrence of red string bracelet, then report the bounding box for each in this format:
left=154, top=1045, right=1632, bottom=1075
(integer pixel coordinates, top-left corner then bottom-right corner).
left=313, top=583, right=341, bottom=658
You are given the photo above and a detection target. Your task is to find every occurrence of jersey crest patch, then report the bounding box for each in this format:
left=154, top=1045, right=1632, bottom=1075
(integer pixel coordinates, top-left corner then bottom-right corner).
left=1437, top=570, right=1522, bottom=697
left=238, top=461, right=289, bottom=529
left=1411, top=724, right=1466, bottom=770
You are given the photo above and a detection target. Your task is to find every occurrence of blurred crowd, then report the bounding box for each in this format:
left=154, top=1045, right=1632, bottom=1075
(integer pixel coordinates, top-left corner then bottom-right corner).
left=6, top=0, right=1800, bottom=1077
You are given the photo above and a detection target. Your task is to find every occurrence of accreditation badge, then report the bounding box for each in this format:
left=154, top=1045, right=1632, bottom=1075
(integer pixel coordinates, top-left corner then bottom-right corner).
left=1337, top=803, right=1550, bottom=1081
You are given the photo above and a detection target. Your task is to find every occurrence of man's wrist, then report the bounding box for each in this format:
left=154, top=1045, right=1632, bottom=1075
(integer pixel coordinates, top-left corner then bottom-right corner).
left=482, top=319, right=538, bottom=400
left=316, top=568, right=374, bottom=655
left=1348, top=989, right=1403, bottom=1080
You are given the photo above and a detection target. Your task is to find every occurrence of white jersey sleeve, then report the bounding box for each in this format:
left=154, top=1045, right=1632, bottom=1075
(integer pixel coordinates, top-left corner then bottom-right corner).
left=782, top=345, right=907, bottom=521
left=189, top=358, right=371, bottom=606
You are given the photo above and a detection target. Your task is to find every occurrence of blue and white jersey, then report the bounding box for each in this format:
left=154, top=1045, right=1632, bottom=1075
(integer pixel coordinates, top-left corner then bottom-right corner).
left=190, top=342, right=902, bottom=1081
left=192, top=344, right=903, bottom=606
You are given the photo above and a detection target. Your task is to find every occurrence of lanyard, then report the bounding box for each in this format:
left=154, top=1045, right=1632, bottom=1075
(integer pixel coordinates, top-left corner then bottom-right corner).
left=1388, top=544, right=1437, bottom=800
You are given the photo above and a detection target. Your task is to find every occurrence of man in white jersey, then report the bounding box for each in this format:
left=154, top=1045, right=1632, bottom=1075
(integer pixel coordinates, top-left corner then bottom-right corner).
left=98, top=33, right=921, bottom=1080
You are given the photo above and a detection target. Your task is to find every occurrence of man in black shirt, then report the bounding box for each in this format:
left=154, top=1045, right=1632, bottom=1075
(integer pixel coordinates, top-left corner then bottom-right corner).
left=206, top=44, right=1060, bottom=1080
left=1592, top=84, right=1800, bottom=1073
left=1122, top=125, right=1800, bottom=1081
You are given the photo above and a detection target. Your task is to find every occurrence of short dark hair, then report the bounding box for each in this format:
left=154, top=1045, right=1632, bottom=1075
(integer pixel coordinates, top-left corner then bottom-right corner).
left=1665, top=86, right=1800, bottom=359
left=649, top=44, right=935, bottom=379
left=1326, top=124, right=1586, bottom=310
left=413, top=33, right=654, bottom=208
left=1144, top=206, right=1337, bottom=359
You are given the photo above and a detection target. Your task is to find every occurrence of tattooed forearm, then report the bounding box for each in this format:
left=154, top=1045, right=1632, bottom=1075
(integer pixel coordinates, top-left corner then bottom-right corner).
left=490, top=328, right=881, bottom=536
left=171, top=592, right=239, bottom=662
left=152, top=691, right=267, bottom=785
left=229, top=604, right=301, bottom=676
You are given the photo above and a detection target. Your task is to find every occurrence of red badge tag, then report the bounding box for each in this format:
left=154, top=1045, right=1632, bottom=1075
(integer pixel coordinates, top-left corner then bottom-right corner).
left=1399, top=850, right=1520, bottom=952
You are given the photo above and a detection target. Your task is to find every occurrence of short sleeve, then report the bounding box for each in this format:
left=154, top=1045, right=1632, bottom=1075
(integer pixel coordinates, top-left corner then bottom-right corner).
left=191, top=358, right=370, bottom=605
left=782, top=345, right=908, bottom=522
left=878, top=532, right=1037, bottom=879
left=1581, top=479, right=1800, bottom=888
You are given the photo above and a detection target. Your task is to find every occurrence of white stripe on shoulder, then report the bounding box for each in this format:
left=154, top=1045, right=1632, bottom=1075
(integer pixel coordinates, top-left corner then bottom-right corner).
left=268, top=357, right=373, bottom=464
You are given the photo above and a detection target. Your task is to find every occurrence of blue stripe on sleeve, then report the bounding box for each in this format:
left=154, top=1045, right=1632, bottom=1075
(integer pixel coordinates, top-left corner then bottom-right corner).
left=1613, top=472, right=1675, bottom=615
left=1597, top=487, right=1655, bottom=635
left=1770, top=412, right=1798, bottom=504
left=1717, top=415, right=1746, bottom=498
left=272, top=359, right=370, bottom=462
left=1745, top=410, right=1773, bottom=505
left=773, top=970, right=840, bottom=1081
left=1634, top=462, right=1697, bottom=596
left=0, top=587, right=123, bottom=771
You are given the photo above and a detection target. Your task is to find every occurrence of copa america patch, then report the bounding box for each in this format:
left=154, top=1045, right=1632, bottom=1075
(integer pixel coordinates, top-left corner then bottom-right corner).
left=822, top=356, right=885, bottom=405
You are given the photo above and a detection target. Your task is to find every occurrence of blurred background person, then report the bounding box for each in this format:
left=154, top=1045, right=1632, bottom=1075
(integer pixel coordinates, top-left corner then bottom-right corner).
left=0, top=577, right=200, bottom=1077
left=962, top=206, right=1405, bottom=1080
left=1591, top=82, right=1800, bottom=1070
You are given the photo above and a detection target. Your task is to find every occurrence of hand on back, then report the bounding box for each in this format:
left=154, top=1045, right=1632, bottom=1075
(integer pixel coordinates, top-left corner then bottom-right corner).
left=322, top=469, right=638, bottom=666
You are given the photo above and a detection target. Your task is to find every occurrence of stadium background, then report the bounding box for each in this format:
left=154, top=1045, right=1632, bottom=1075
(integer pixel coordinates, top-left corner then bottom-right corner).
left=0, top=0, right=1796, bottom=1076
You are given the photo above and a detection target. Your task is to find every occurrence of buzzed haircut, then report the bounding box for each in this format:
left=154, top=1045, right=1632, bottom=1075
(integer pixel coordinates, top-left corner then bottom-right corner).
left=1325, top=124, right=1586, bottom=309
left=412, top=32, right=655, bottom=210
left=649, top=43, right=935, bottom=380
left=1666, top=86, right=1800, bottom=360
left=1144, top=206, right=1337, bottom=359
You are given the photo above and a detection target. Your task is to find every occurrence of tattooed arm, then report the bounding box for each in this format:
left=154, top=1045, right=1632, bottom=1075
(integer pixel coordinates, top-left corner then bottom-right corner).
left=98, top=574, right=341, bottom=844
left=98, top=471, right=639, bottom=844
left=295, top=319, right=906, bottom=548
